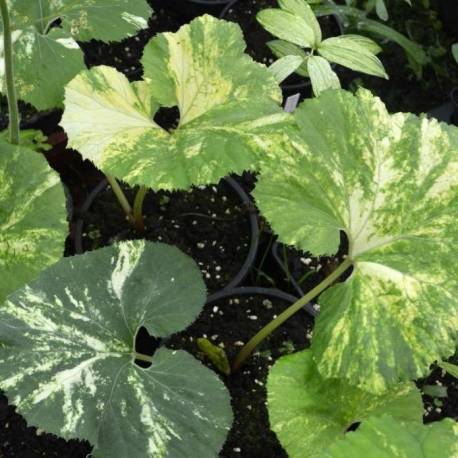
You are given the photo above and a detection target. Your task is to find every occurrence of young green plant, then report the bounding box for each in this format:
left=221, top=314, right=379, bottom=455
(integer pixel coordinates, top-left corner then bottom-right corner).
left=257, top=0, right=387, bottom=95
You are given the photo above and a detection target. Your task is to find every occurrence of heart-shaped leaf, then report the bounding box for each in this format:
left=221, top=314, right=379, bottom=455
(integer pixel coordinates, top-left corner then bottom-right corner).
left=254, top=89, right=458, bottom=393
left=0, top=137, right=67, bottom=303
left=322, top=416, right=458, bottom=457
left=0, top=0, right=152, bottom=110
left=268, top=350, right=423, bottom=458
left=0, top=240, right=232, bottom=458
left=61, top=15, right=290, bottom=190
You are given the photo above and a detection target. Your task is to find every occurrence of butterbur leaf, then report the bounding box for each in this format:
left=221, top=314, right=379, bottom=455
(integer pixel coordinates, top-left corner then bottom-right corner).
left=307, top=55, right=340, bottom=96
left=0, top=137, right=67, bottom=304
left=62, top=16, right=289, bottom=190
left=323, top=416, right=458, bottom=458
left=267, top=39, right=310, bottom=76
left=267, top=350, right=423, bottom=458
left=254, top=89, right=458, bottom=393
left=318, top=35, right=388, bottom=78
left=0, top=241, right=232, bottom=458
left=269, top=55, right=305, bottom=83
left=0, top=0, right=151, bottom=110
left=257, top=9, right=316, bottom=48
left=278, top=0, right=322, bottom=44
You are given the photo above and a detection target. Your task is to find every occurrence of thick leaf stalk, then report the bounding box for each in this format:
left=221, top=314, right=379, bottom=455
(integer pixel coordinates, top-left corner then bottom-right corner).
left=133, top=186, right=147, bottom=232
left=106, top=174, right=134, bottom=225
left=232, top=256, right=353, bottom=371
left=0, top=0, right=20, bottom=144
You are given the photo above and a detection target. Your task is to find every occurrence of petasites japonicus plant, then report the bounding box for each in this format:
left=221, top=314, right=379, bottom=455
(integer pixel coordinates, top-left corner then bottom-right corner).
left=251, top=88, right=458, bottom=393
left=60, top=14, right=290, bottom=191
left=0, top=0, right=152, bottom=110
left=322, top=415, right=458, bottom=457
left=267, top=349, right=424, bottom=457
left=0, top=240, right=232, bottom=457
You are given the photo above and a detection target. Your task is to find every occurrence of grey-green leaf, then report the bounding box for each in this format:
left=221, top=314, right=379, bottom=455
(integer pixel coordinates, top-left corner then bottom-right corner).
left=257, top=8, right=316, bottom=48
left=254, top=89, right=458, bottom=393
left=268, top=350, right=423, bottom=458
left=0, top=241, right=232, bottom=458
left=0, top=137, right=67, bottom=304
left=307, top=55, right=340, bottom=96
left=269, top=55, right=305, bottom=83
left=323, top=416, right=458, bottom=458
left=318, top=35, right=388, bottom=78
left=375, top=0, right=389, bottom=21
left=62, top=16, right=290, bottom=191
left=452, top=43, right=458, bottom=64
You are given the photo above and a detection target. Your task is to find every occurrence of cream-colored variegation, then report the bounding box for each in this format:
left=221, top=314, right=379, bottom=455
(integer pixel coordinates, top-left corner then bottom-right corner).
left=0, top=138, right=67, bottom=304
left=61, top=15, right=291, bottom=190
left=0, top=0, right=152, bottom=110
left=0, top=241, right=232, bottom=458
left=254, top=89, right=458, bottom=393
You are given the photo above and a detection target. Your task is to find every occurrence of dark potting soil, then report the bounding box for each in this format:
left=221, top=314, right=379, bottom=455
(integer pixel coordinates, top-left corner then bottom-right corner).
left=166, top=293, right=314, bottom=457
left=79, top=179, right=252, bottom=294
left=221, top=0, right=341, bottom=91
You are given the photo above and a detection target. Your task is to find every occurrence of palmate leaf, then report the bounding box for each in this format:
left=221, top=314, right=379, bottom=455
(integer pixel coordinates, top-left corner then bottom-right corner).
left=267, top=350, right=423, bottom=458
left=0, top=241, right=232, bottom=458
left=322, top=416, right=458, bottom=458
left=254, top=89, right=458, bottom=393
left=0, top=0, right=152, bottom=110
left=0, top=137, right=67, bottom=304
left=61, top=15, right=290, bottom=190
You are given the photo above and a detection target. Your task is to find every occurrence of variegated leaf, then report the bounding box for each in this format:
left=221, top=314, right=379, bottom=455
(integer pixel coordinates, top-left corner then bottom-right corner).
left=268, top=350, right=423, bottom=458
left=254, top=89, right=458, bottom=393
left=61, top=16, right=290, bottom=190
left=0, top=136, right=67, bottom=304
left=0, top=0, right=151, bottom=110
left=0, top=241, right=232, bottom=458
left=323, top=415, right=458, bottom=457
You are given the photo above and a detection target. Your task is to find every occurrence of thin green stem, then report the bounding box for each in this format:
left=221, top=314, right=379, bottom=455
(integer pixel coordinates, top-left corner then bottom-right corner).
left=232, top=257, right=354, bottom=372
left=0, top=0, right=20, bottom=144
left=134, top=352, right=154, bottom=363
left=133, top=186, right=147, bottom=233
left=106, top=175, right=134, bottom=224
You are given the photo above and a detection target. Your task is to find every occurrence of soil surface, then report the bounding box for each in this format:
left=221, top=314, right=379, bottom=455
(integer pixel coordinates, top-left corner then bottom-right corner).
left=78, top=179, right=253, bottom=294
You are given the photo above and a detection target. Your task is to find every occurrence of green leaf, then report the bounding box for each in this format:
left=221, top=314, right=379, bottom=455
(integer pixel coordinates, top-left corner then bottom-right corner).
left=422, top=384, right=448, bottom=398
left=257, top=9, right=316, bottom=48
left=323, top=416, right=458, bottom=458
left=0, top=0, right=152, bottom=110
left=318, top=35, right=388, bottom=78
left=254, top=89, right=458, bottom=393
left=62, top=16, right=289, bottom=191
left=452, top=43, right=458, bottom=64
left=278, top=0, right=322, bottom=44
left=269, top=55, right=305, bottom=83
left=0, top=241, right=232, bottom=458
left=267, top=39, right=310, bottom=77
left=0, top=137, right=67, bottom=304
left=438, top=360, right=458, bottom=378
left=307, top=55, right=340, bottom=96
left=267, top=350, right=423, bottom=458
left=197, top=338, right=231, bottom=376
left=336, top=34, right=382, bottom=54
left=375, top=0, right=389, bottom=21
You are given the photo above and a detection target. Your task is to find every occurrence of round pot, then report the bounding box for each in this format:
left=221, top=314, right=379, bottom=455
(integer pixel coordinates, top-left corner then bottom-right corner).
left=167, top=286, right=314, bottom=458
left=220, top=0, right=343, bottom=98
left=74, top=176, right=260, bottom=294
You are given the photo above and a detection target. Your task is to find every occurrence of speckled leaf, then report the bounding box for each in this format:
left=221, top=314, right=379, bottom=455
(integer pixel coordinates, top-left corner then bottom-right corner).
left=267, top=350, right=423, bottom=458
left=254, top=89, right=458, bottom=393
left=62, top=16, right=289, bottom=190
left=323, top=416, right=458, bottom=458
left=0, top=241, right=232, bottom=458
left=0, top=0, right=151, bottom=110
left=0, top=137, right=67, bottom=304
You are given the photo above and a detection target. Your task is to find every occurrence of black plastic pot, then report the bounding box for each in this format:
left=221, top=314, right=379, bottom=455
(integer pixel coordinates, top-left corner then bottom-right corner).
left=220, top=0, right=343, bottom=98
left=428, top=88, right=458, bottom=126
left=74, top=176, right=260, bottom=292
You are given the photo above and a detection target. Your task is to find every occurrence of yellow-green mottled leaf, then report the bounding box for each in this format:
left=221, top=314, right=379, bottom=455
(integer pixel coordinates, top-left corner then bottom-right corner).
left=322, top=416, right=458, bottom=458
left=0, top=137, right=67, bottom=304
left=0, top=241, right=232, bottom=458
left=267, top=350, right=423, bottom=458
left=62, top=16, right=290, bottom=190
left=254, top=89, right=458, bottom=393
